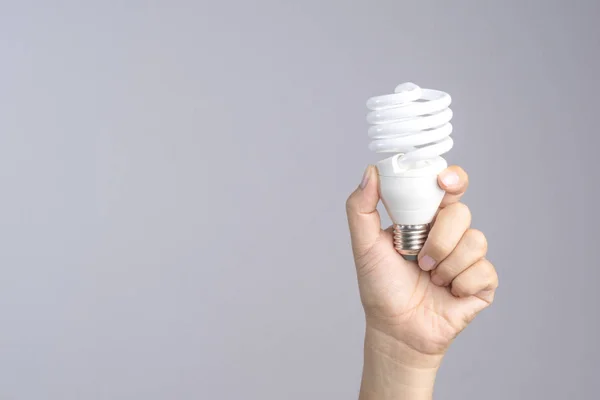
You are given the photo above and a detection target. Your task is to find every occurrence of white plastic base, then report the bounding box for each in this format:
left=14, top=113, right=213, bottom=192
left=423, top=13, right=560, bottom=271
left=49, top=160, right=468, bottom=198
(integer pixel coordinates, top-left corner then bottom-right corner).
left=377, top=155, right=447, bottom=226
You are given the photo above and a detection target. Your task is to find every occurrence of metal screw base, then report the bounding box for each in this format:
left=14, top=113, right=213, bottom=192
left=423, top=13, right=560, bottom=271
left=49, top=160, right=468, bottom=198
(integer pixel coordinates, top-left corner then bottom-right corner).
left=393, top=224, right=430, bottom=260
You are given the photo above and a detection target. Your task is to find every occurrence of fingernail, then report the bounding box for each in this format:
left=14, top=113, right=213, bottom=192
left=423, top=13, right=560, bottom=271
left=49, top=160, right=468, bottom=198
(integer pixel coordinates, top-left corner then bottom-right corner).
left=440, top=171, right=459, bottom=187
left=359, top=166, right=371, bottom=189
left=419, top=255, right=436, bottom=271
left=431, top=274, right=444, bottom=286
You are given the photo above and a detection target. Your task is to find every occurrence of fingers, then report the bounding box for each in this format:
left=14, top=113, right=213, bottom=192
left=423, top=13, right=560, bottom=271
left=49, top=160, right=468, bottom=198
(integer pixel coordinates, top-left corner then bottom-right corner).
left=418, top=202, right=471, bottom=271
left=438, top=166, right=469, bottom=208
left=450, top=258, right=498, bottom=300
left=429, top=229, right=487, bottom=286
left=346, top=165, right=382, bottom=258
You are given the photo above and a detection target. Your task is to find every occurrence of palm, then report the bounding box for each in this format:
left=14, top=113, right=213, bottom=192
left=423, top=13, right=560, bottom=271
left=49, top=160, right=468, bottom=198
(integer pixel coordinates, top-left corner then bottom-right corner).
left=356, top=229, right=491, bottom=356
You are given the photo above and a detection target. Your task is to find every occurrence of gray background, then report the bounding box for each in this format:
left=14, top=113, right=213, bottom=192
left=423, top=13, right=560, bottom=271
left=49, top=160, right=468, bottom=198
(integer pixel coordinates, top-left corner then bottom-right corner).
left=1, top=1, right=598, bottom=399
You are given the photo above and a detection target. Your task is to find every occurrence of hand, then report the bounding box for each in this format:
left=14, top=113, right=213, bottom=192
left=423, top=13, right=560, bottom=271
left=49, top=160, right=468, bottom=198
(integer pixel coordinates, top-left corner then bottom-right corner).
left=346, top=165, right=499, bottom=399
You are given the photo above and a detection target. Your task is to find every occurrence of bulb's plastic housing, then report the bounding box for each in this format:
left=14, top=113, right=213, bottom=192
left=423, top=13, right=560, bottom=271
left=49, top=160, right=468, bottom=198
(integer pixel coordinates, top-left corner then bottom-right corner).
left=377, top=154, right=447, bottom=226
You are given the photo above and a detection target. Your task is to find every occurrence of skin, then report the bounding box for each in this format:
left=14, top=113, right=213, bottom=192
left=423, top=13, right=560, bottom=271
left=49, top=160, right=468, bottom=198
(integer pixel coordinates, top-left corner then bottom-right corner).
left=346, top=165, right=499, bottom=399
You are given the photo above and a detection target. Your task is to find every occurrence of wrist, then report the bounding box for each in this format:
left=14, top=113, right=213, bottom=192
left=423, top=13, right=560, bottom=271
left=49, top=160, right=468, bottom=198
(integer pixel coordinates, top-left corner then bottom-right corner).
left=359, top=326, right=444, bottom=400
left=364, top=323, right=445, bottom=369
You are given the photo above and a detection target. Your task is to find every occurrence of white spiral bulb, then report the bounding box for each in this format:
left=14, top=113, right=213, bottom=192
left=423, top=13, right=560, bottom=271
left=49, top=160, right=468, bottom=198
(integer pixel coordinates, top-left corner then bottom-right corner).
left=366, top=82, right=453, bottom=167
left=366, top=82, right=454, bottom=260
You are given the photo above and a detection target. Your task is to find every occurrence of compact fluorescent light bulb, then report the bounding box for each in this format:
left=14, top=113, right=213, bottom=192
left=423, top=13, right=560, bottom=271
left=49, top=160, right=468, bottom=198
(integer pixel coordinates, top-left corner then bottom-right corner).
left=366, top=82, right=454, bottom=260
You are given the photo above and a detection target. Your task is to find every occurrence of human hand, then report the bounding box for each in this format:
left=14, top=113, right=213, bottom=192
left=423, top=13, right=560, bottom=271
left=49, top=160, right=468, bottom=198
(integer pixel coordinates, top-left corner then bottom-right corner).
left=346, top=165, right=498, bottom=399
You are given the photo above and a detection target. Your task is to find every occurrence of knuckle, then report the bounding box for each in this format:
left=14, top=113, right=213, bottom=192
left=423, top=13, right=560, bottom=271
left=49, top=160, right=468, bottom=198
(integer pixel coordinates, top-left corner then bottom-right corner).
left=483, top=259, right=496, bottom=277
left=466, top=229, right=488, bottom=253
left=431, top=268, right=450, bottom=285
left=439, top=195, right=457, bottom=208
left=488, top=263, right=499, bottom=288
left=427, top=238, right=454, bottom=258
left=477, top=259, right=498, bottom=288
left=451, top=279, right=469, bottom=297
left=450, top=202, right=472, bottom=222
left=437, top=202, right=471, bottom=225
left=435, top=262, right=460, bottom=282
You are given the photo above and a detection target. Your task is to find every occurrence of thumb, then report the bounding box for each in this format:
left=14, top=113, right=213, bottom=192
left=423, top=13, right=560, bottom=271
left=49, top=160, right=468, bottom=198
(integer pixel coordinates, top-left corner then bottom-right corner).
left=346, top=165, right=382, bottom=258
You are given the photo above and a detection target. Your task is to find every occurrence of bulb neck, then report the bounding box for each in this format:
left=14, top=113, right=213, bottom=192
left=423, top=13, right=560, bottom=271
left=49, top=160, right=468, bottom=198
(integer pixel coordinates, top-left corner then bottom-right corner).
left=393, top=224, right=430, bottom=260
left=377, top=154, right=447, bottom=177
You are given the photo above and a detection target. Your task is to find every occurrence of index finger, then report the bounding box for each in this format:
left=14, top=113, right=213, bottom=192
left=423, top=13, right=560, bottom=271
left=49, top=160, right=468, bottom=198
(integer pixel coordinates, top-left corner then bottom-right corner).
left=438, top=165, right=469, bottom=208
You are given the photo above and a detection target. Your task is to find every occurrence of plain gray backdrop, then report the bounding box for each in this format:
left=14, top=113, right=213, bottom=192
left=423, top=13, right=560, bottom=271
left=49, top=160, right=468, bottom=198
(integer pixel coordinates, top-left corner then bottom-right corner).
left=1, top=1, right=599, bottom=399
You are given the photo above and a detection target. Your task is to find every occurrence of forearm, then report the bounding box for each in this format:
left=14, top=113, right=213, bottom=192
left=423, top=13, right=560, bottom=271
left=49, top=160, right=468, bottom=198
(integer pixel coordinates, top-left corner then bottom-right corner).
left=359, top=327, right=443, bottom=400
